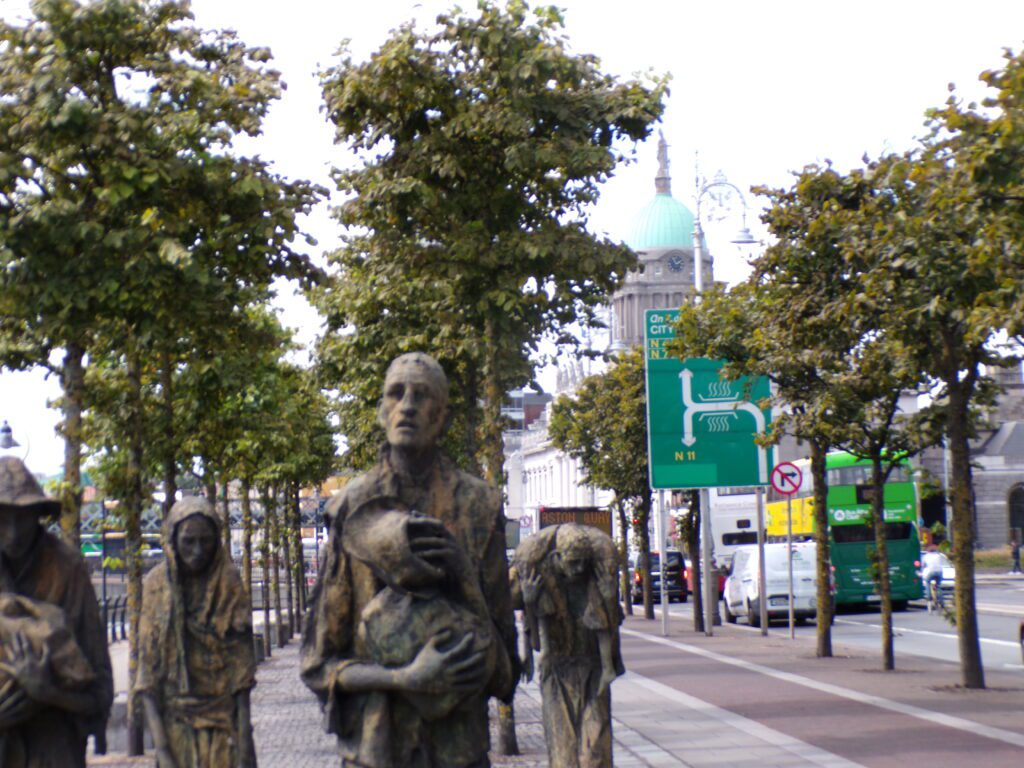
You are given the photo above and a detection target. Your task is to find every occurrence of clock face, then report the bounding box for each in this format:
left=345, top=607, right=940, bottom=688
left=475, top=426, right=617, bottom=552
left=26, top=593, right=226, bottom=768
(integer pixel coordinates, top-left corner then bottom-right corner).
left=667, top=254, right=685, bottom=273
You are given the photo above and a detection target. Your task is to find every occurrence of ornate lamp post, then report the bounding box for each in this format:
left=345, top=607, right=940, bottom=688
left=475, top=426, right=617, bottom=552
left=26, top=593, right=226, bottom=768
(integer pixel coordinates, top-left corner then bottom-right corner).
left=689, top=168, right=759, bottom=634
left=692, top=170, right=758, bottom=294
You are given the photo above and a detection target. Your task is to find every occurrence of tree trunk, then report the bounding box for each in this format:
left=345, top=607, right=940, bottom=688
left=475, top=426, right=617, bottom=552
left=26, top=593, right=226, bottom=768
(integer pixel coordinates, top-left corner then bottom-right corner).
left=870, top=455, right=894, bottom=671
left=638, top=488, right=654, bottom=620
left=616, top=499, right=632, bottom=617
left=124, top=348, right=146, bottom=756
left=261, top=488, right=280, bottom=652
left=257, top=488, right=272, bottom=658
left=947, top=379, right=985, bottom=688
left=282, top=489, right=295, bottom=638
left=220, top=479, right=232, bottom=560
left=159, top=353, right=176, bottom=519
left=686, top=491, right=703, bottom=633
left=496, top=702, right=519, bottom=756
left=481, top=316, right=505, bottom=487
left=59, top=342, right=85, bottom=549
left=461, top=363, right=482, bottom=475
left=481, top=318, right=519, bottom=754
left=241, top=479, right=253, bottom=602
left=809, top=441, right=833, bottom=658
left=291, top=483, right=306, bottom=617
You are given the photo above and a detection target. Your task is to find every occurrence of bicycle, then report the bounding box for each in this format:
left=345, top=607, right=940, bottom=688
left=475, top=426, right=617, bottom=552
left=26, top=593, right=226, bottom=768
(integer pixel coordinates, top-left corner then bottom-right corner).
left=924, top=573, right=944, bottom=614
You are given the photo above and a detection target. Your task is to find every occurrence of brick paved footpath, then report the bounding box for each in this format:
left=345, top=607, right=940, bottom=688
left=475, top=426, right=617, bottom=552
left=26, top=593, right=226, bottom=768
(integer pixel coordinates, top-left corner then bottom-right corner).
left=87, top=639, right=554, bottom=767
left=87, top=637, right=690, bottom=767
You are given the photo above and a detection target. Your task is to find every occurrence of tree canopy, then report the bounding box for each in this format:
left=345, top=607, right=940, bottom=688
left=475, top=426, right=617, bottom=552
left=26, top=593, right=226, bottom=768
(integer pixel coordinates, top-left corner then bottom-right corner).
left=313, top=0, right=667, bottom=479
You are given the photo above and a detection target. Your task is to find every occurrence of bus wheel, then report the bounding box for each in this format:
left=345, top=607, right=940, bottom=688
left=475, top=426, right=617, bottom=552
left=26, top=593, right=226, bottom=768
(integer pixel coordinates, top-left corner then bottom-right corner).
left=892, top=600, right=908, bottom=612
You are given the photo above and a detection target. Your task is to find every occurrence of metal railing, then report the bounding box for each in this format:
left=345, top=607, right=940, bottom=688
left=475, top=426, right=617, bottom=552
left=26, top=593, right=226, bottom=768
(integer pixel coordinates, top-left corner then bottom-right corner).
left=101, top=595, right=129, bottom=643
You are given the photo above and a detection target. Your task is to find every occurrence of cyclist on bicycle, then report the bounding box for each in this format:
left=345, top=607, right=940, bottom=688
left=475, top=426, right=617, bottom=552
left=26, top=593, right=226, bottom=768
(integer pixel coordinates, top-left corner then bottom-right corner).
left=921, top=544, right=945, bottom=608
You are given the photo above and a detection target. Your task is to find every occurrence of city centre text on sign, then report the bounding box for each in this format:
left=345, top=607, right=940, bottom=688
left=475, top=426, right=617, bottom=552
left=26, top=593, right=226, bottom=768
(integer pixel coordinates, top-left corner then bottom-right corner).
left=644, top=309, right=774, bottom=490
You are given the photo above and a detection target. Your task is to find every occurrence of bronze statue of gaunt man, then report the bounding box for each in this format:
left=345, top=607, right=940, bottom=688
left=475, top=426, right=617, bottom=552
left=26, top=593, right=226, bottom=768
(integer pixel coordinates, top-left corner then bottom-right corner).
left=0, top=457, right=113, bottom=768
left=302, top=353, right=519, bottom=768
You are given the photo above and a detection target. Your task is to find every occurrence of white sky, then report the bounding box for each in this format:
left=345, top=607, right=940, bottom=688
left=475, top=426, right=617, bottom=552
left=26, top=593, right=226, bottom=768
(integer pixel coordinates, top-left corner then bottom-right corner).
left=3, top=0, right=1024, bottom=475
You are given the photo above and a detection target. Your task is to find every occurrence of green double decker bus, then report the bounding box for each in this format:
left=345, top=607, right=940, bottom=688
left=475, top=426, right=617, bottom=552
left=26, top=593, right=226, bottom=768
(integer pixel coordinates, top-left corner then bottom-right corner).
left=767, top=451, right=923, bottom=608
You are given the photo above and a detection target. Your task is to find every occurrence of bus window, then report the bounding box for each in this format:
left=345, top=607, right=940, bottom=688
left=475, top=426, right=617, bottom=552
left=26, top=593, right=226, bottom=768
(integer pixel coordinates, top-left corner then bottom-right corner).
left=722, top=531, right=758, bottom=547
left=832, top=522, right=914, bottom=544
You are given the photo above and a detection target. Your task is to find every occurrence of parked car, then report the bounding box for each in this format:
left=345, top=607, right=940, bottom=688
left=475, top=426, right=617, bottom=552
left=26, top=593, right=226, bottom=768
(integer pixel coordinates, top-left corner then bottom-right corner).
left=630, top=550, right=687, bottom=603
left=722, top=542, right=819, bottom=626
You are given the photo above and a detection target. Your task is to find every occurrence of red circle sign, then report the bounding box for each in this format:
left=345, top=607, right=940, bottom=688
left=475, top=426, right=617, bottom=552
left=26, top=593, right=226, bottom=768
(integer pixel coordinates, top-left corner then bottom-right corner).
left=770, top=462, right=803, bottom=495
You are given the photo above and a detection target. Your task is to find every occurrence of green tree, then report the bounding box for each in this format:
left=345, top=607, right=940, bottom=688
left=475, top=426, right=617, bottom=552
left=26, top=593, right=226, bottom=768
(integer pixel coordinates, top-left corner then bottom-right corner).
left=673, top=166, right=876, bottom=657
left=548, top=348, right=656, bottom=619
left=0, top=2, right=321, bottom=747
left=316, top=0, right=666, bottom=483
left=0, top=0, right=321, bottom=551
left=840, top=146, right=1011, bottom=689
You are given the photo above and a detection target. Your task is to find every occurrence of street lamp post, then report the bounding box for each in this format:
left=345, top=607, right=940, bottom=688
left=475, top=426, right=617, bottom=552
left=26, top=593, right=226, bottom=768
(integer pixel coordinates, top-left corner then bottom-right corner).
left=692, top=170, right=758, bottom=296
left=691, top=168, right=758, bottom=636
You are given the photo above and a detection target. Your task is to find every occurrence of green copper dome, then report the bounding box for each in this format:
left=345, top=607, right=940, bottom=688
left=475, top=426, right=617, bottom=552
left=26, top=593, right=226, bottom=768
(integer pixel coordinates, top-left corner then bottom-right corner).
left=625, top=131, right=694, bottom=250
left=625, top=193, right=695, bottom=250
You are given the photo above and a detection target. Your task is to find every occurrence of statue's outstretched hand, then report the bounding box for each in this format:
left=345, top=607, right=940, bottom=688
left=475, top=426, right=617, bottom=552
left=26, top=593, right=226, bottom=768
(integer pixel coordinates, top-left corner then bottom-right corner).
left=402, top=629, right=490, bottom=694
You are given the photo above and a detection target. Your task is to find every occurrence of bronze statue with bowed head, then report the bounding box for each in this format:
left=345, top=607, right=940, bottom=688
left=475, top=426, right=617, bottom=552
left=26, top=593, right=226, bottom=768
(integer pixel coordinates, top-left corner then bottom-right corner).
left=516, top=523, right=624, bottom=768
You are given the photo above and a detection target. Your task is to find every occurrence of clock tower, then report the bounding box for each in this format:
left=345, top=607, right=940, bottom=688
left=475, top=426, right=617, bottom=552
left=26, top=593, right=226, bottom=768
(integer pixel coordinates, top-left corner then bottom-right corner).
left=610, top=132, right=710, bottom=350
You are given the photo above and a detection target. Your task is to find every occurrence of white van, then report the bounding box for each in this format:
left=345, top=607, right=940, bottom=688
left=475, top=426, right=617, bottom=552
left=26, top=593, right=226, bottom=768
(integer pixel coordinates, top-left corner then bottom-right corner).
left=722, top=542, right=820, bottom=626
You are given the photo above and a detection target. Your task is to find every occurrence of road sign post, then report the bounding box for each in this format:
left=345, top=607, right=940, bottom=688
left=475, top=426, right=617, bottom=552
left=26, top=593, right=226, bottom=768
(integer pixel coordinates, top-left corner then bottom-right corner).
left=644, top=309, right=773, bottom=637
left=770, top=461, right=803, bottom=639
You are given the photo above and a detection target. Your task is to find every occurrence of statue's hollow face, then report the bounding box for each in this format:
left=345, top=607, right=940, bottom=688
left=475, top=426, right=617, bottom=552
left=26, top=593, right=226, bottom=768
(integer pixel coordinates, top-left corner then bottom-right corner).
left=175, top=514, right=219, bottom=576
left=553, top=534, right=593, bottom=584
left=0, top=506, right=39, bottom=560
left=379, top=363, right=448, bottom=451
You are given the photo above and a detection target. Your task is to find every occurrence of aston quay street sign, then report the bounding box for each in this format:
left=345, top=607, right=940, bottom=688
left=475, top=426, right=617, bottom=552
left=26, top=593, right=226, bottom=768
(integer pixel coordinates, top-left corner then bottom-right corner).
left=644, top=309, right=774, bottom=490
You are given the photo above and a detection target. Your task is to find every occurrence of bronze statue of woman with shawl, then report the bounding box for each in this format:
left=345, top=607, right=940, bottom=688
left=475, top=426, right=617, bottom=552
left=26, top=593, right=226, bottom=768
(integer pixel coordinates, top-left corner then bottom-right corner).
left=135, top=497, right=257, bottom=768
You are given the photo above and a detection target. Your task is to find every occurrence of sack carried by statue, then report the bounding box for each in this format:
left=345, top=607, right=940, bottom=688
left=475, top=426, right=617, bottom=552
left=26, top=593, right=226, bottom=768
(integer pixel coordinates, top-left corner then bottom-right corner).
left=0, top=594, right=96, bottom=691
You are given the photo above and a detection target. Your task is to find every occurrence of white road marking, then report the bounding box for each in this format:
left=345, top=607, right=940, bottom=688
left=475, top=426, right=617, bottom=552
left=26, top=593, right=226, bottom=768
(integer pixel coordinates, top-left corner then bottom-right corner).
left=622, top=627, right=1024, bottom=750
left=834, top=618, right=1021, bottom=648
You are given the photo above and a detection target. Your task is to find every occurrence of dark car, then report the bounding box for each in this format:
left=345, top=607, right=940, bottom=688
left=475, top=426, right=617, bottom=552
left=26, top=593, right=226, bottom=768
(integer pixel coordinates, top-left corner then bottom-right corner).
left=631, top=551, right=687, bottom=603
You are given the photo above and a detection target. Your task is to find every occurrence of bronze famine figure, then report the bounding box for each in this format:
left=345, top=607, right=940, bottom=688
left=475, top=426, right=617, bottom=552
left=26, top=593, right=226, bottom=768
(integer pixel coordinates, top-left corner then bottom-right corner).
left=302, top=352, right=519, bottom=768
left=515, top=523, right=624, bottom=768
left=135, top=497, right=257, bottom=768
left=0, top=457, right=114, bottom=768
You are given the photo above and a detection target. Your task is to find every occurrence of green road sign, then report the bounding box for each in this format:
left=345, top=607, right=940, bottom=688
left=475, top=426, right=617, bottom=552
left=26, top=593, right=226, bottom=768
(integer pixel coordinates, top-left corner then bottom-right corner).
left=644, top=309, right=774, bottom=489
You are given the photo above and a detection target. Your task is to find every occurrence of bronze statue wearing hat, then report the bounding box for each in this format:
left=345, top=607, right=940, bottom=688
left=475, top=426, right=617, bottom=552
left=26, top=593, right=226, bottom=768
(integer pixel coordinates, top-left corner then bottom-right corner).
left=0, top=457, right=113, bottom=768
